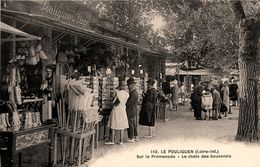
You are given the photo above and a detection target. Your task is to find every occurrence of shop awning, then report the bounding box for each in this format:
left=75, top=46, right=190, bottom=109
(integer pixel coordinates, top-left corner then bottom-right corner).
left=166, top=67, right=230, bottom=76
left=1, top=21, right=41, bottom=42
left=1, top=9, right=160, bottom=56
left=166, top=68, right=211, bottom=76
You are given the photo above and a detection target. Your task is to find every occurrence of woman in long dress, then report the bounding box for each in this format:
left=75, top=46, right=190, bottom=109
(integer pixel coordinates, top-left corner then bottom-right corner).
left=221, top=80, right=230, bottom=117
left=171, top=80, right=179, bottom=111
left=106, top=81, right=129, bottom=145
left=139, top=79, right=157, bottom=138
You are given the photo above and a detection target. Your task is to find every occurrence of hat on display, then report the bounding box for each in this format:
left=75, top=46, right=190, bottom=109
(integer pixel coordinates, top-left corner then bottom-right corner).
left=147, top=79, right=155, bottom=85
left=127, top=77, right=135, bottom=85
left=117, top=81, right=126, bottom=89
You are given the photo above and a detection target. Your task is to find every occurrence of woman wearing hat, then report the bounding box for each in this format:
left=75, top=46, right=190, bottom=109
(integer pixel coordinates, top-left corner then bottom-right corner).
left=106, top=81, right=129, bottom=145
left=139, top=79, right=158, bottom=139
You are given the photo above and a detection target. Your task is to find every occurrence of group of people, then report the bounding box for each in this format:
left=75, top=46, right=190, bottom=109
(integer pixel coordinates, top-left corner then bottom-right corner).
left=105, top=78, right=157, bottom=145
left=190, top=77, right=239, bottom=121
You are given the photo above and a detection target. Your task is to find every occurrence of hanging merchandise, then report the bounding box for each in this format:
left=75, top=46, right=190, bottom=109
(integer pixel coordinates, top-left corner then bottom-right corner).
left=36, top=44, right=48, bottom=60
left=12, top=111, right=21, bottom=128
left=15, top=84, right=22, bottom=105
left=0, top=113, right=9, bottom=131
left=15, top=67, right=22, bottom=105
left=25, top=42, right=48, bottom=65
left=29, top=43, right=36, bottom=57
left=26, top=43, right=38, bottom=65
left=25, top=55, right=38, bottom=65
left=32, top=112, right=42, bottom=127
left=24, top=112, right=33, bottom=128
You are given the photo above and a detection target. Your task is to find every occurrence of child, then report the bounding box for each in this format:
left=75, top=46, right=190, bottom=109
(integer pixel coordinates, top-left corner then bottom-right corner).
left=201, top=88, right=213, bottom=120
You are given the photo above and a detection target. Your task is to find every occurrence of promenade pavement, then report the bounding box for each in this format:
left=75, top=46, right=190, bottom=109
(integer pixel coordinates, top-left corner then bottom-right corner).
left=90, top=104, right=260, bottom=167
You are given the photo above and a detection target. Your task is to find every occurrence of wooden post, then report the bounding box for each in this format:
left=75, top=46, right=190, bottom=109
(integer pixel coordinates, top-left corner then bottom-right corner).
left=53, top=133, right=57, bottom=165
left=77, top=138, right=83, bottom=166
left=91, top=134, right=95, bottom=159
left=95, top=123, right=99, bottom=148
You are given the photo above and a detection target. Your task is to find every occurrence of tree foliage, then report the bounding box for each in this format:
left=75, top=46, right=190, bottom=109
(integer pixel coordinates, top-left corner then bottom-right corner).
left=84, top=0, right=259, bottom=70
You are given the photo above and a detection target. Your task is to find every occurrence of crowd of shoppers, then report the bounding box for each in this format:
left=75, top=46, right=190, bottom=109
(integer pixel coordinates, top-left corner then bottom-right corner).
left=105, top=77, right=158, bottom=145
left=105, top=76, right=239, bottom=145
left=190, top=77, right=238, bottom=121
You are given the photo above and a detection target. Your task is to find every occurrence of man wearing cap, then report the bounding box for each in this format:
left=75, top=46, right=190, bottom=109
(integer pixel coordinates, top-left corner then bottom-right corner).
left=126, top=77, right=139, bottom=142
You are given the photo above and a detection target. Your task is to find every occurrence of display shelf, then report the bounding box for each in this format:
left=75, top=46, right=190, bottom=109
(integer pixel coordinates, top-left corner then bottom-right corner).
left=0, top=124, right=55, bottom=167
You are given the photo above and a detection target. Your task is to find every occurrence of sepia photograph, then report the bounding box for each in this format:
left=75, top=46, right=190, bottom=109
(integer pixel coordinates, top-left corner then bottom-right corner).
left=0, top=0, right=260, bottom=167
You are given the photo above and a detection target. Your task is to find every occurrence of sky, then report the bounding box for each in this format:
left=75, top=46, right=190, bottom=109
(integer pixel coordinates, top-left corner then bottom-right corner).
left=150, top=14, right=166, bottom=31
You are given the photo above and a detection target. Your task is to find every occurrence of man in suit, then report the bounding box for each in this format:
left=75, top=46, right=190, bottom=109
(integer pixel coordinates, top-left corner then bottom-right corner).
left=126, top=77, right=139, bottom=142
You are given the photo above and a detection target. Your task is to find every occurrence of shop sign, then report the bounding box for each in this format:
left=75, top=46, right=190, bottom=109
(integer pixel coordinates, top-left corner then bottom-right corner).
left=2, top=0, right=94, bottom=29
left=165, top=62, right=182, bottom=69
left=41, top=0, right=88, bottom=28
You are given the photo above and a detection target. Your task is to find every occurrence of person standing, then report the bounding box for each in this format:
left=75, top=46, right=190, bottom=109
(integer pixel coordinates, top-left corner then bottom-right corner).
left=190, top=82, right=204, bottom=120
left=139, top=79, right=157, bottom=139
left=211, top=87, right=222, bottom=120
left=171, top=80, right=179, bottom=111
left=229, top=79, right=239, bottom=106
left=105, top=81, right=129, bottom=145
left=179, top=82, right=186, bottom=103
left=201, top=86, right=213, bottom=120
left=126, top=77, right=139, bottom=143
left=221, top=80, right=230, bottom=117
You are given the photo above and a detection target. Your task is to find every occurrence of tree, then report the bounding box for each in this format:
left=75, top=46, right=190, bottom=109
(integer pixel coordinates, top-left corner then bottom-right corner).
left=229, top=0, right=259, bottom=142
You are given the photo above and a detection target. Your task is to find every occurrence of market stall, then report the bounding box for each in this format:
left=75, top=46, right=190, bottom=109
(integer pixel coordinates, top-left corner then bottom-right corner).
left=1, top=1, right=167, bottom=166
left=0, top=21, right=54, bottom=167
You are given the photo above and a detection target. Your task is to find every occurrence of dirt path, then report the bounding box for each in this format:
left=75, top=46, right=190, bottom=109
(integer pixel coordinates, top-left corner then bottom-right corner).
left=90, top=105, right=260, bottom=167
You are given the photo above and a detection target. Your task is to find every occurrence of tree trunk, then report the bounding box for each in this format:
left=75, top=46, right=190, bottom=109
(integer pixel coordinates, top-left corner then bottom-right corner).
left=236, top=18, right=258, bottom=141
left=229, top=1, right=258, bottom=141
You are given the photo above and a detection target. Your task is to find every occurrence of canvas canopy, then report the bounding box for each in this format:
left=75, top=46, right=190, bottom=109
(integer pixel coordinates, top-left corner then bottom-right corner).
left=1, top=21, right=41, bottom=42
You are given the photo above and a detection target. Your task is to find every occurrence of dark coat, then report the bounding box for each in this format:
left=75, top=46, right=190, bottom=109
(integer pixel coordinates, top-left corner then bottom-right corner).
left=126, top=88, right=139, bottom=117
left=162, top=81, right=171, bottom=95
left=229, top=83, right=238, bottom=101
left=139, top=88, right=157, bottom=126
left=191, top=85, right=203, bottom=103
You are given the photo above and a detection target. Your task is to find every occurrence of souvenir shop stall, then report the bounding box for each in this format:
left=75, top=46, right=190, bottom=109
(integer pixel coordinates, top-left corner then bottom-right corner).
left=0, top=21, right=55, bottom=167
left=1, top=1, right=167, bottom=166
